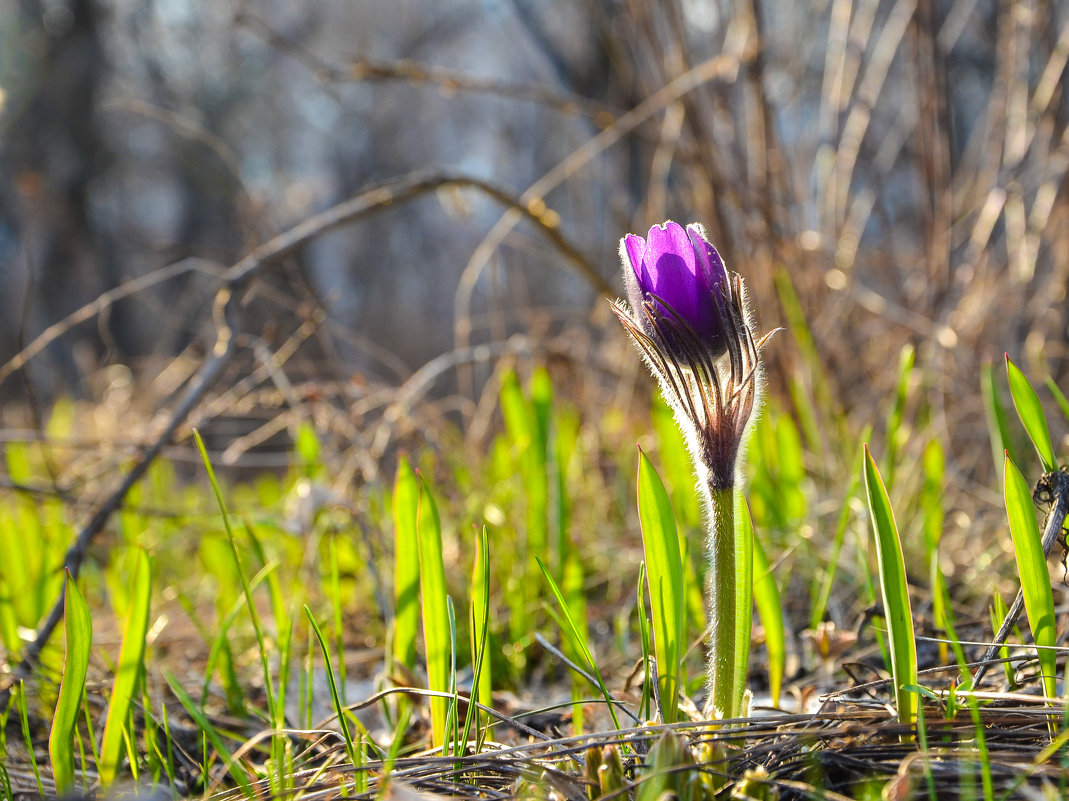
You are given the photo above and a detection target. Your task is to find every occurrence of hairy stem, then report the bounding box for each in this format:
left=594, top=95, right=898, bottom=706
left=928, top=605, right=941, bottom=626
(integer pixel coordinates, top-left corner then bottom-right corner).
left=706, top=485, right=739, bottom=719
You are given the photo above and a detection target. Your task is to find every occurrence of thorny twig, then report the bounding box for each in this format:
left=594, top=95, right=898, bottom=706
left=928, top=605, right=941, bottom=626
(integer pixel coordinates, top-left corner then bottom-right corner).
left=0, top=169, right=597, bottom=709
left=971, top=467, right=1069, bottom=689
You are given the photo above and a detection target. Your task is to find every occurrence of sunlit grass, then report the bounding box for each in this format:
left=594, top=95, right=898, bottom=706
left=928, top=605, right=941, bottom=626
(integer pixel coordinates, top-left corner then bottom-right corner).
left=0, top=346, right=1060, bottom=795
left=635, top=449, right=686, bottom=724
left=862, top=444, right=918, bottom=732
left=48, top=572, right=91, bottom=798
left=0, top=345, right=1066, bottom=798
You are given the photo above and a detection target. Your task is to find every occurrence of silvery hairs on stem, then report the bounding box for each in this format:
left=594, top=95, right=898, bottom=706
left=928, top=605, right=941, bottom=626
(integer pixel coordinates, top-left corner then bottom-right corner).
left=611, top=221, right=773, bottom=492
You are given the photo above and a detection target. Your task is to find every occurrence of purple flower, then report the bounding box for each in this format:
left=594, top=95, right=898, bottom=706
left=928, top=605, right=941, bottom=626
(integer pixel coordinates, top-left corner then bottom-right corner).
left=613, top=220, right=771, bottom=491
left=622, top=221, right=729, bottom=360
left=612, top=220, right=774, bottom=723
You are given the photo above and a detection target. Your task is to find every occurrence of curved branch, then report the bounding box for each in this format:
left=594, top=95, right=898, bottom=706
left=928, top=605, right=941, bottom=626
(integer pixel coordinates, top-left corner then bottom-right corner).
left=0, top=168, right=602, bottom=706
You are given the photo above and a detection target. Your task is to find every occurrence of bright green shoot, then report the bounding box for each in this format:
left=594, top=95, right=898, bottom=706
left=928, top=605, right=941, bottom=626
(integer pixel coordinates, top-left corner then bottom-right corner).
left=193, top=430, right=277, bottom=724
left=165, top=674, right=254, bottom=798
left=1045, top=376, right=1069, bottom=425
left=416, top=474, right=451, bottom=750
left=465, top=526, right=492, bottom=749
left=305, top=606, right=364, bottom=783
left=752, top=534, right=784, bottom=707
left=883, top=344, right=915, bottom=491
left=1003, top=454, right=1058, bottom=704
left=862, top=444, right=917, bottom=731
left=561, top=551, right=588, bottom=734
left=0, top=576, right=17, bottom=656
left=16, top=681, right=44, bottom=798
left=636, top=563, right=654, bottom=721
left=536, top=556, right=621, bottom=730
left=49, top=571, right=92, bottom=797
left=635, top=449, right=685, bottom=724
left=500, top=369, right=550, bottom=568
left=393, top=455, right=420, bottom=673
left=1006, top=356, right=1057, bottom=473
left=99, top=548, right=152, bottom=788
left=981, top=360, right=1017, bottom=480
left=809, top=468, right=861, bottom=630
left=651, top=398, right=705, bottom=636
left=731, top=492, right=754, bottom=718
left=922, top=439, right=949, bottom=662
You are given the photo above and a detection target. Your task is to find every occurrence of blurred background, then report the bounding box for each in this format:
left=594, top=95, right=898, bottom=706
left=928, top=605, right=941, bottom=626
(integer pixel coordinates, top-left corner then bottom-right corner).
left=1, top=0, right=1067, bottom=500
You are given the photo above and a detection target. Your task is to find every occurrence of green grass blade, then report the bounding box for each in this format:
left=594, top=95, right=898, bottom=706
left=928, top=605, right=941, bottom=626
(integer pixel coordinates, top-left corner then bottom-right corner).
left=862, top=444, right=917, bottom=730
left=809, top=468, right=860, bottom=629
left=773, top=268, right=835, bottom=447
left=636, top=449, right=684, bottom=724
left=465, top=526, right=492, bottom=748
left=0, top=576, right=19, bottom=656
left=1006, top=356, right=1057, bottom=472
left=446, top=596, right=460, bottom=759
left=81, top=691, right=100, bottom=774
left=294, top=421, right=325, bottom=479
left=1045, top=376, right=1069, bottom=425
left=49, top=571, right=92, bottom=797
left=981, top=360, right=1015, bottom=480
left=530, top=366, right=553, bottom=469
left=636, top=563, right=653, bottom=721
left=562, top=551, right=587, bottom=733
left=193, top=430, right=276, bottom=722
left=883, top=344, right=915, bottom=491
left=1003, top=453, right=1058, bottom=702
left=99, top=548, right=152, bottom=788
left=304, top=606, right=363, bottom=771
left=17, top=681, right=44, bottom=796
left=752, top=535, right=784, bottom=707
left=417, top=475, right=451, bottom=749
left=535, top=556, right=621, bottom=730
left=328, top=536, right=344, bottom=709
left=922, top=439, right=948, bottom=659
left=393, top=455, right=420, bottom=672
left=732, top=493, right=754, bottom=715
left=502, top=369, right=551, bottom=584
left=651, top=396, right=701, bottom=528
left=245, top=522, right=295, bottom=792
left=500, top=370, right=533, bottom=450
left=164, top=674, right=253, bottom=798
left=650, top=397, right=705, bottom=637
left=246, top=523, right=292, bottom=715
left=554, top=406, right=579, bottom=579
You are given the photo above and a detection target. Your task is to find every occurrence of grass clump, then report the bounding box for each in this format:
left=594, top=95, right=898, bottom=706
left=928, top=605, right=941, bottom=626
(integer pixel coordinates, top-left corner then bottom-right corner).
left=0, top=348, right=1067, bottom=800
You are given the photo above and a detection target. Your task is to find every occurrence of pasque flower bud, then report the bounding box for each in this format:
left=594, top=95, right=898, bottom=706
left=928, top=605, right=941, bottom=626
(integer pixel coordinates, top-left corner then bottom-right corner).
left=613, top=221, right=774, bottom=721
left=613, top=221, right=768, bottom=491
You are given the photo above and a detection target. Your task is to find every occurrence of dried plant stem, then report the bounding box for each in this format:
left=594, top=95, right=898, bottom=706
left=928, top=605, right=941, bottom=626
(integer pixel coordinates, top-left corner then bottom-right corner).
left=705, top=485, right=739, bottom=720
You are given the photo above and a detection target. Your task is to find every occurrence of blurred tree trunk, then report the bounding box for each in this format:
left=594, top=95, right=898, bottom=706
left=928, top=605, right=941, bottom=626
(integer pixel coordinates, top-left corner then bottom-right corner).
left=1, top=0, right=110, bottom=395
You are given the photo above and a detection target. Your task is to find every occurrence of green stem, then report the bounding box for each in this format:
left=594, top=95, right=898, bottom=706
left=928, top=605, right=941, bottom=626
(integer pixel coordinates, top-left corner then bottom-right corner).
left=706, top=486, right=738, bottom=719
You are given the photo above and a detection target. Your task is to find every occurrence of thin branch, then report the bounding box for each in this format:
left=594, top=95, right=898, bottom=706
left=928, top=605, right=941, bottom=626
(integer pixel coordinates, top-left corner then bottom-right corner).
left=1, top=169, right=584, bottom=708
left=221, top=168, right=608, bottom=296
left=0, top=259, right=220, bottom=390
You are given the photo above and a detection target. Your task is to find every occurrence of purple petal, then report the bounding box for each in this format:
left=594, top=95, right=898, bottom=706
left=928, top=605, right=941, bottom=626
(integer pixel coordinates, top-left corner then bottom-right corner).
left=624, top=234, right=647, bottom=279
left=619, top=220, right=731, bottom=361
left=686, top=224, right=728, bottom=289
left=645, top=222, right=700, bottom=325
